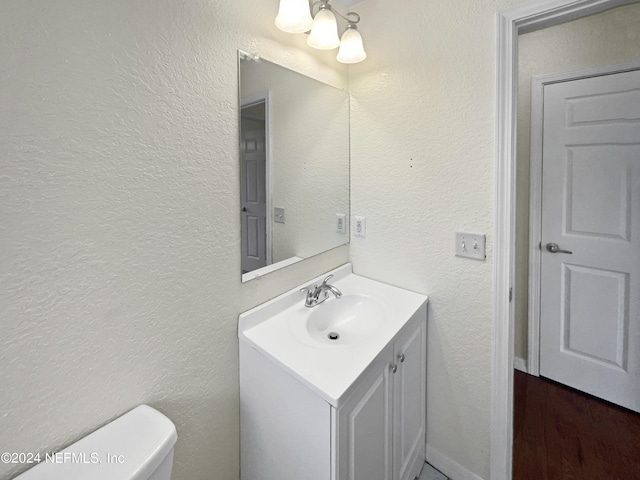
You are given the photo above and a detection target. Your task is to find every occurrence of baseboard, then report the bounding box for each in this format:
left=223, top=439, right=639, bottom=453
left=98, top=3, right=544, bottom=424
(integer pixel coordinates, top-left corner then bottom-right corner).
left=426, top=444, right=485, bottom=480
left=513, top=356, right=527, bottom=373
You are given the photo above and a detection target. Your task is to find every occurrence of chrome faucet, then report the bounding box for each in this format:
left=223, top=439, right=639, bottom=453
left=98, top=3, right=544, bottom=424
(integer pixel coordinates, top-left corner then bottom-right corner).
left=300, top=274, right=343, bottom=308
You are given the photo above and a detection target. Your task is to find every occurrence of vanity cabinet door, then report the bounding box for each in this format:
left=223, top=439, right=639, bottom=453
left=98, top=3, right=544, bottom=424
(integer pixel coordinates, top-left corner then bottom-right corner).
left=392, top=313, right=427, bottom=480
left=336, top=346, right=394, bottom=480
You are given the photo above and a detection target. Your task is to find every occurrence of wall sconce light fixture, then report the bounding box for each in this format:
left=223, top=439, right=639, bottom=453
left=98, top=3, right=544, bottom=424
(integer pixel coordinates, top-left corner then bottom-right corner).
left=275, top=0, right=367, bottom=64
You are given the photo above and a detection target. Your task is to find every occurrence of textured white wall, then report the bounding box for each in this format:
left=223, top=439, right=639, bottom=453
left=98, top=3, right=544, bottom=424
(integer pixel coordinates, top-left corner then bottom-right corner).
left=240, top=59, right=349, bottom=264
left=0, top=1, right=348, bottom=479
left=348, top=0, right=527, bottom=477
left=514, top=3, right=640, bottom=361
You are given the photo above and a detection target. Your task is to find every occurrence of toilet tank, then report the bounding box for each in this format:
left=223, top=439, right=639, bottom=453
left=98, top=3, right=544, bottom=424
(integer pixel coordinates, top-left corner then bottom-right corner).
left=15, top=405, right=177, bottom=480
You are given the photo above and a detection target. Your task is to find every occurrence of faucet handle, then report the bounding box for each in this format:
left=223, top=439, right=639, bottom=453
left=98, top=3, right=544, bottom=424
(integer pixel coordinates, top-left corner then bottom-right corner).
left=301, top=285, right=318, bottom=307
left=321, top=274, right=334, bottom=285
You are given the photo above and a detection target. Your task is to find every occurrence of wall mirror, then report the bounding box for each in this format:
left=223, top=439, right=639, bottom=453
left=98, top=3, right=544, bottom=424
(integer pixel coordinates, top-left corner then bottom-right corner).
left=239, top=51, right=350, bottom=282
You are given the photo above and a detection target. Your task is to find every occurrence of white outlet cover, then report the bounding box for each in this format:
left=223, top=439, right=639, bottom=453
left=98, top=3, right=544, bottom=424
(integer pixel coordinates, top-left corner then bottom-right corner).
left=355, top=216, right=366, bottom=238
left=274, top=207, right=285, bottom=224
left=336, top=213, right=346, bottom=234
left=455, top=232, right=486, bottom=260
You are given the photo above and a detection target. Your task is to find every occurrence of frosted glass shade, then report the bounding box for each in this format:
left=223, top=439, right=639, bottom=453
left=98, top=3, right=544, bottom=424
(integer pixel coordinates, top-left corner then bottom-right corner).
left=337, top=27, right=367, bottom=63
left=275, top=0, right=313, bottom=34
left=307, top=9, right=340, bottom=50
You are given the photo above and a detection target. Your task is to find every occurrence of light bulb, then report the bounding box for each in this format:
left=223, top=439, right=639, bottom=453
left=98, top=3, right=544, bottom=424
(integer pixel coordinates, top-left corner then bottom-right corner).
left=307, top=8, right=340, bottom=50
left=275, top=0, right=313, bottom=34
left=337, top=25, right=367, bottom=64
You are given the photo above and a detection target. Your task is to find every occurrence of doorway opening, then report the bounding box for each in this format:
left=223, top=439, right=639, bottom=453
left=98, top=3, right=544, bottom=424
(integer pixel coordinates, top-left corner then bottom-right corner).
left=524, top=62, right=640, bottom=405
left=493, top=0, right=640, bottom=478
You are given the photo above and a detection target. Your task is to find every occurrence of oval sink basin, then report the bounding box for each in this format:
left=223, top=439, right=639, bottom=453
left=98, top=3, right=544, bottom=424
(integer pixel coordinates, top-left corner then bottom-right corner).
left=288, top=294, right=388, bottom=348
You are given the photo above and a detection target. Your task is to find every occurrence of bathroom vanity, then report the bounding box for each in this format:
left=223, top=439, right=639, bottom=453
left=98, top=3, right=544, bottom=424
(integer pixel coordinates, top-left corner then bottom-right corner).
left=239, top=264, right=428, bottom=480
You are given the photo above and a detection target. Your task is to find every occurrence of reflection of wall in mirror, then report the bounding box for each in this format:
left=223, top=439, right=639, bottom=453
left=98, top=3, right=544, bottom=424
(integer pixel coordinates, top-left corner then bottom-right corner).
left=240, top=58, right=349, bottom=265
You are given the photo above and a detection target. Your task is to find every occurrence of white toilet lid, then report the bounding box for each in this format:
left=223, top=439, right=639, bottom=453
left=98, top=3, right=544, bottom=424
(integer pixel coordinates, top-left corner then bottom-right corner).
left=14, top=405, right=177, bottom=480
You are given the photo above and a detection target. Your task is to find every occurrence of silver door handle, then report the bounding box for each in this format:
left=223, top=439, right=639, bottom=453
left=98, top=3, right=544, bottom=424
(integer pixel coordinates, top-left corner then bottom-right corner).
left=546, top=243, right=572, bottom=254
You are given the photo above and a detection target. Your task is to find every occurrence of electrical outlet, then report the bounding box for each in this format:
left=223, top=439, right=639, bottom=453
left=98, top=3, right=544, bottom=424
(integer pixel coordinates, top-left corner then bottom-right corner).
left=455, top=232, right=486, bottom=260
left=355, top=216, right=366, bottom=238
left=274, top=207, right=285, bottom=224
left=336, top=213, right=346, bottom=234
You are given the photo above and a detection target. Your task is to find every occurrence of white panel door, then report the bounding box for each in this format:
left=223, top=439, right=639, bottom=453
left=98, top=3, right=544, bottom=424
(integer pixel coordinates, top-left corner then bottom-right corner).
left=539, top=69, right=640, bottom=412
left=241, top=129, right=267, bottom=274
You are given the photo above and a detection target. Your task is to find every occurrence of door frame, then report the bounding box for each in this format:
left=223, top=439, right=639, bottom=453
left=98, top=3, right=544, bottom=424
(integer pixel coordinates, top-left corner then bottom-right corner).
left=492, top=0, right=635, bottom=478
left=240, top=90, right=272, bottom=266
left=526, top=60, right=640, bottom=377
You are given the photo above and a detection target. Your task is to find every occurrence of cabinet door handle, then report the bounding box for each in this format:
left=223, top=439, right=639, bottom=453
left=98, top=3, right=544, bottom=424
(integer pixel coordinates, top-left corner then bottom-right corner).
left=398, top=354, right=405, bottom=363
left=391, top=364, right=397, bottom=373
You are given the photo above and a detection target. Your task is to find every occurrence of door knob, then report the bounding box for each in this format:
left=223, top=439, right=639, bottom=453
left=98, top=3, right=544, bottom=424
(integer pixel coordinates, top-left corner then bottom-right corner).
left=398, top=354, right=405, bottom=363
left=242, top=207, right=247, bottom=212
left=546, top=243, right=572, bottom=254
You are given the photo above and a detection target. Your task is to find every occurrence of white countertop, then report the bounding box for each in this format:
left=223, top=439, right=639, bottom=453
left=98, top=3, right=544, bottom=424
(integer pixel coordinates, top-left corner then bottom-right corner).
left=238, top=264, right=428, bottom=407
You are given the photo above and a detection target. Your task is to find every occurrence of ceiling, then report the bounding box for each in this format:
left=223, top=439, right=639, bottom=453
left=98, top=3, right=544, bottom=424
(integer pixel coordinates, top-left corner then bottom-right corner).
left=334, top=0, right=366, bottom=7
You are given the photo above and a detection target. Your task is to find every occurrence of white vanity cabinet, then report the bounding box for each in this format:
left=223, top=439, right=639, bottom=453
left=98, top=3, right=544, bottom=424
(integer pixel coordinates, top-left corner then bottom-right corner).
left=239, top=268, right=427, bottom=480
left=335, top=309, right=427, bottom=480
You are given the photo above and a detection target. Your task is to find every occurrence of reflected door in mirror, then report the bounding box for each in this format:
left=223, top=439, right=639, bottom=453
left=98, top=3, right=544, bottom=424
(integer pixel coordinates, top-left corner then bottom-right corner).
left=241, top=104, right=269, bottom=274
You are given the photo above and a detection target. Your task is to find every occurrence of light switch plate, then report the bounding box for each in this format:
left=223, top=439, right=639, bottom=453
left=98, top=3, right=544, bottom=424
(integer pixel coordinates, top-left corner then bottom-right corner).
left=355, top=216, right=366, bottom=238
left=336, top=213, right=346, bottom=234
left=455, top=232, right=486, bottom=260
left=274, top=207, right=285, bottom=224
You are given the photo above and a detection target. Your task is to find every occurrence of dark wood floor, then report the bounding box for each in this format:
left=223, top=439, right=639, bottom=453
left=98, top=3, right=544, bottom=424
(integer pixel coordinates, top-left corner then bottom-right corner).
left=513, top=370, right=640, bottom=480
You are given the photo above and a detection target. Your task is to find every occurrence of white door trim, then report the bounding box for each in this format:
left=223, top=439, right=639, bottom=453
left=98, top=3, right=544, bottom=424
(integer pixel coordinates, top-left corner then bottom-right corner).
left=492, top=0, right=634, bottom=478
left=526, top=60, right=640, bottom=378
left=241, top=90, right=272, bottom=266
